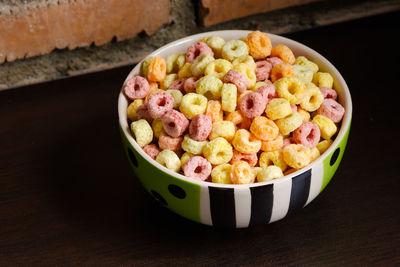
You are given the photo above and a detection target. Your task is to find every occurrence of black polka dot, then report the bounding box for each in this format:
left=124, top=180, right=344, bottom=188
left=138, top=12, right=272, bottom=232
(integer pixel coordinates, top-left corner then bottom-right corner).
left=168, top=184, right=186, bottom=199
left=151, top=190, right=167, bottom=206
left=127, top=147, right=138, bottom=167
left=330, top=147, right=340, bottom=166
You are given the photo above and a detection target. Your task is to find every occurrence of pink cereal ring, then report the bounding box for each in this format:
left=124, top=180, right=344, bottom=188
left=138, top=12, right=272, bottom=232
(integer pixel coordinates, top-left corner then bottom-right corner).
left=291, top=105, right=298, bottom=112
left=158, top=130, right=183, bottom=151
left=184, top=77, right=198, bottom=93
left=255, top=61, right=272, bottom=81
left=283, top=137, right=295, bottom=148
left=142, top=144, right=160, bottom=160
left=230, top=150, right=258, bottom=167
left=266, top=57, right=283, bottom=68
left=320, top=87, right=338, bottom=100
left=168, top=78, right=186, bottom=91
left=293, top=121, right=321, bottom=148
left=183, top=156, right=212, bottom=181
left=256, top=80, right=277, bottom=105
left=189, top=114, right=212, bottom=141
left=124, top=76, right=150, bottom=100
left=186, top=42, right=214, bottom=63
left=223, top=69, right=249, bottom=93
left=239, top=92, right=266, bottom=119
left=317, top=98, right=345, bottom=123
left=136, top=103, right=153, bottom=122
left=161, top=109, right=189, bottom=138
left=147, top=92, right=174, bottom=119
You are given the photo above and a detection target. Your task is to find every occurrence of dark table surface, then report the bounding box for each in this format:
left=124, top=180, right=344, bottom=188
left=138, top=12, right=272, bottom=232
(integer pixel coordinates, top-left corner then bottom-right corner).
left=1, top=12, right=400, bottom=266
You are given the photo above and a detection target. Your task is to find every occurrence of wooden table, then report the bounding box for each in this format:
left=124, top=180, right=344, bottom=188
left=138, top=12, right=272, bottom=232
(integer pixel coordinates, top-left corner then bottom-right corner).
left=1, top=12, right=399, bottom=266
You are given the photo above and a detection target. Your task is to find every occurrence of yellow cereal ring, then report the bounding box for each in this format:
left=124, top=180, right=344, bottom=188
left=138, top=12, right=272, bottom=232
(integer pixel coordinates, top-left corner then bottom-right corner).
left=274, top=76, right=306, bottom=105
left=130, top=119, right=153, bottom=147
left=232, top=55, right=256, bottom=71
left=178, top=62, right=192, bottom=78
left=309, top=147, right=320, bottom=162
left=205, top=100, right=223, bottom=122
left=276, top=112, right=303, bottom=135
left=261, top=134, right=283, bottom=152
left=196, top=75, right=223, bottom=100
left=231, top=161, right=254, bottom=184
left=127, top=99, right=144, bottom=121
left=166, top=53, right=186, bottom=74
left=312, top=72, right=334, bottom=88
left=156, top=149, right=181, bottom=172
left=233, top=63, right=256, bottom=89
left=151, top=119, right=163, bottom=139
left=181, top=134, right=208, bottom=155
left=166, top=89, right=183, bottom=109
left=294, top=56, right=319, bottom=73
left=204, top=59, right=232, bottom=79
left=202, top=36, right=226, bottom=58
left=297, top=107, right=311, bottom=121
left=147, top=57, right=166, bottom=82
left=221, top=83, right=237, bottom=112
left=211, top=163, right=232, bottom=184
left=203, top=137, right=233, bottom=165
left=140, top=57, right=153, bottom=77
left=300, top=82, right=324, bottom=112
left=222, top=40, right=249, bottom=62
left=232, top=129, right=262, bottom=154
left=265, top=98, right=292, bottom=120
left=270, top=63, right=294, bottom=82
left=312, top=114, right=337, bottom=140
left=180, top=93, right=208, bottom=119
left=191, top=54, right=214, bottom=77
left=180, top=152, right=194, bottom=167
left=293, top=64, right=314, bottom=84
left=257, top=166, right=284, bottom=182
left=160, top=73, right=177, bottom=89
left=270, top=44, right=295, bottom=64
left=247, top=30, right=272, bottom=59
left=225, top=110, right=251, bottom=129
left=250, top=116, right=279, bottom=141
left=259, top=151, right=287, bottom=172
left=209, top=120, right=236, bottom=141
left=316, top=139, right=333, bottom=154
left=282, top=144, right=311, bottom=169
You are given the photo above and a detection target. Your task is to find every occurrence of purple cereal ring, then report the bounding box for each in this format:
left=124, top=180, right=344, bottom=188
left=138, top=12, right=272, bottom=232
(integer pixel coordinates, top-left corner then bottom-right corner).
left=158, top=130, right=183, bottom=151
left=317, top=98, right=345, bottom=123
left=161, top=109, right=189, bottom=138
left=143, top=144, right=160, bottom=160
left=239, top=92, right=267, bottom=119
left=184, top=77, right=198, bottom=93
left=266, top=57, right=283, bottom=68
left=168, top=78, right=186, bottom=92
left=136, top=103, right=153, bottom=122
left=291, top=105, right=298, bottom=112
left=293, top=121, right=321, bottom=148
left=282, top=137, right=294, bottom=148
left=186, top=42, right=214, bottom=63
left=183, top=156, right=212, bottom=181
left=320, top=87, right=338, bottom=100
left=255, top=61, right=272, bottom=81
left=147, top=92, right=174, bottom=119
left=189, top=114, right=212, bottom=141
left=223, top=69, right=249, bottom=93
left=256, top=81, right=276, bottom=105
left=124, top=76, right=150, bottom=100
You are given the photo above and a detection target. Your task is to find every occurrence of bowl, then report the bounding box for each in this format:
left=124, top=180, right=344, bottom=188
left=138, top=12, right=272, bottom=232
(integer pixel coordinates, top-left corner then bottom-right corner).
left=117, top=30, right=352, bottom=228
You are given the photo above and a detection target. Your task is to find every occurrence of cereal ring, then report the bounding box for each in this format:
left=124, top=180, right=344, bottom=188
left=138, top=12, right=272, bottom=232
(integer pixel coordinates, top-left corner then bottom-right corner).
left=283, top=137, right=295, bottom=148
left=142, top=144, right=160, bottom=160
left=202, top=36, right=225, bottom=58
left=316, top=139, right=333, bottom=154
left=232, top=63, right=256, bottom=89
left=183, top=77, right=198, bottom=93
left=223, top=69, right=249, bottom=93
left=256, top=81, right=277, bottom=105
left=274, top=76, right=306, bottom=105
left=189, top=114, right=212, bottom=141
left=283, top=168, right=298, bottom=176
left=270, top=63, right=294, bottom=82
left=209, top=120, right=236, bottom=141
left=186, top=41, right=214, bottom=63
left=127, top=99, right=144, bottom=121
left=123, top=76, right=150, bottom=100
left=257, top=166, right=284, bottom=182
left=231, top=161, right=254, bottom=184
left=297, top=107, right=311, bottom=121
left=151, top=119, right=163, bottom=139
left=247, top=30, right=272, bottom=59
left=156, top=149, right=181, bottom=172
left=196, top=75, right=223, bottom=100
left=292, top=121, right=321, bottom=148
left=130, top=119, right=153, bottom=147
left=205, top=100, right=223, bottom=122
left=147, top=57, right=166, bottom=82
left=183, top=156, right=212, bottom=181
left=276, top=112, right=303, bottom=135
left=282, top=144, right=311, bottom=169
left=259, top=151, right=288, bottom=172
left=230, top=150, right=258, bottom=167
left=300, top=82, right=324, bottom=112
left=168, top=78, right=186, bottom=91
left=320, top=87, right=338, bottom=100
left=160, top=73, right=177, bottom=90
left=181, top=134, right=208, bottom=155
left=158, top=130, right=183, bottom=151
left=250, top=116, right=279, bottom=141
left=204, top=59, right=232, bottom=79
left=232, top=55, right=256, bottom=70
left=166, top=53, right=186, bottom=74
left=225, top=110, right=251, bottom=129
left=312, top=72, right=334, bottom=88
left=161, top=109, right=189, bottom=138
left=203, top=137, right=233, bottom=165
left=180, top=152, right=194, bottom=167
left=293, top=64, right=314, bottom=83
left=265, top=98, right=292, bottom=120
left=254, top=81, right=267, bottom=90
left=270, top=44, right=295, bottom=64
left=191, top=54, right=214, bottom=77
left=211, top=164, right=232, bottom=184
left=294, top=56, right=319, bottom=73
left=238, top=92, right=266, bottom=119
left=222, top=39, right=249, bottom=62
left=147, top=92, right=174, bottom=119
left=140, top=57, right=153, bottom=77
left=312, top=114, right=337, bottom=140
left=261, top=134, right=283, bottom=152
left=179, top=93, right=208, bottom=119
left=317, top=98, right=345, bottom=123
left=178, top=63, right=193, bottom=78
left=166, top=89, right=183, bottom=109
left=221, top=83, right=237, bottom=112
left=266, top=57, right=283, bottom=68
left=136, top=103, right=153, bottom=122
left=255, top=60, right=272, bottom=81
left=309, top=147, right=320, bottom=162
left=232, top=129, right=262, bottom=154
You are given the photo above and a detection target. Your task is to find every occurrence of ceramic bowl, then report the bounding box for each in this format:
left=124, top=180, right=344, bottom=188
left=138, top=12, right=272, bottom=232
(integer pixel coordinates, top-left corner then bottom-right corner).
left=118, top=30, right=352, bottom=228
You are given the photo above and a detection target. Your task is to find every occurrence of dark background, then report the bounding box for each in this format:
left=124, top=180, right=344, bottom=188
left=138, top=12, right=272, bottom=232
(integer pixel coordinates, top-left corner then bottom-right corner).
left=1, top=11, right=399, bottom=266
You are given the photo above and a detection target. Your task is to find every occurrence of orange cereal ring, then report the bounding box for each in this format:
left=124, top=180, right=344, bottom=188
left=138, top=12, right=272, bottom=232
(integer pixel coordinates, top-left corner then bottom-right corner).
left=147, top=57, right=166, bottom=82
left=225, top=110, right=251, bottom=129
left=270, top=63, right=294, bottom=82
left=261, top=134, right=283, bottom=152
left=247, top=30, right=272, bottom=59
left=231, top=161, right=254, bottom=184
left=284, top=168, right=298, bottom=175
left=205, top=100, right=223, bottom=122
left=250, top=116, right=279, bottom=141
left=270, top=44, right=296, bottom=65
left=230, top=150, right=258, bottom=167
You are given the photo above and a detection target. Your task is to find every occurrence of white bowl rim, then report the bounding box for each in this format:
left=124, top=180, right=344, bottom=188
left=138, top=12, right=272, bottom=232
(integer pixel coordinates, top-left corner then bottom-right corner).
left=118, top=30, right=352, bottom=189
